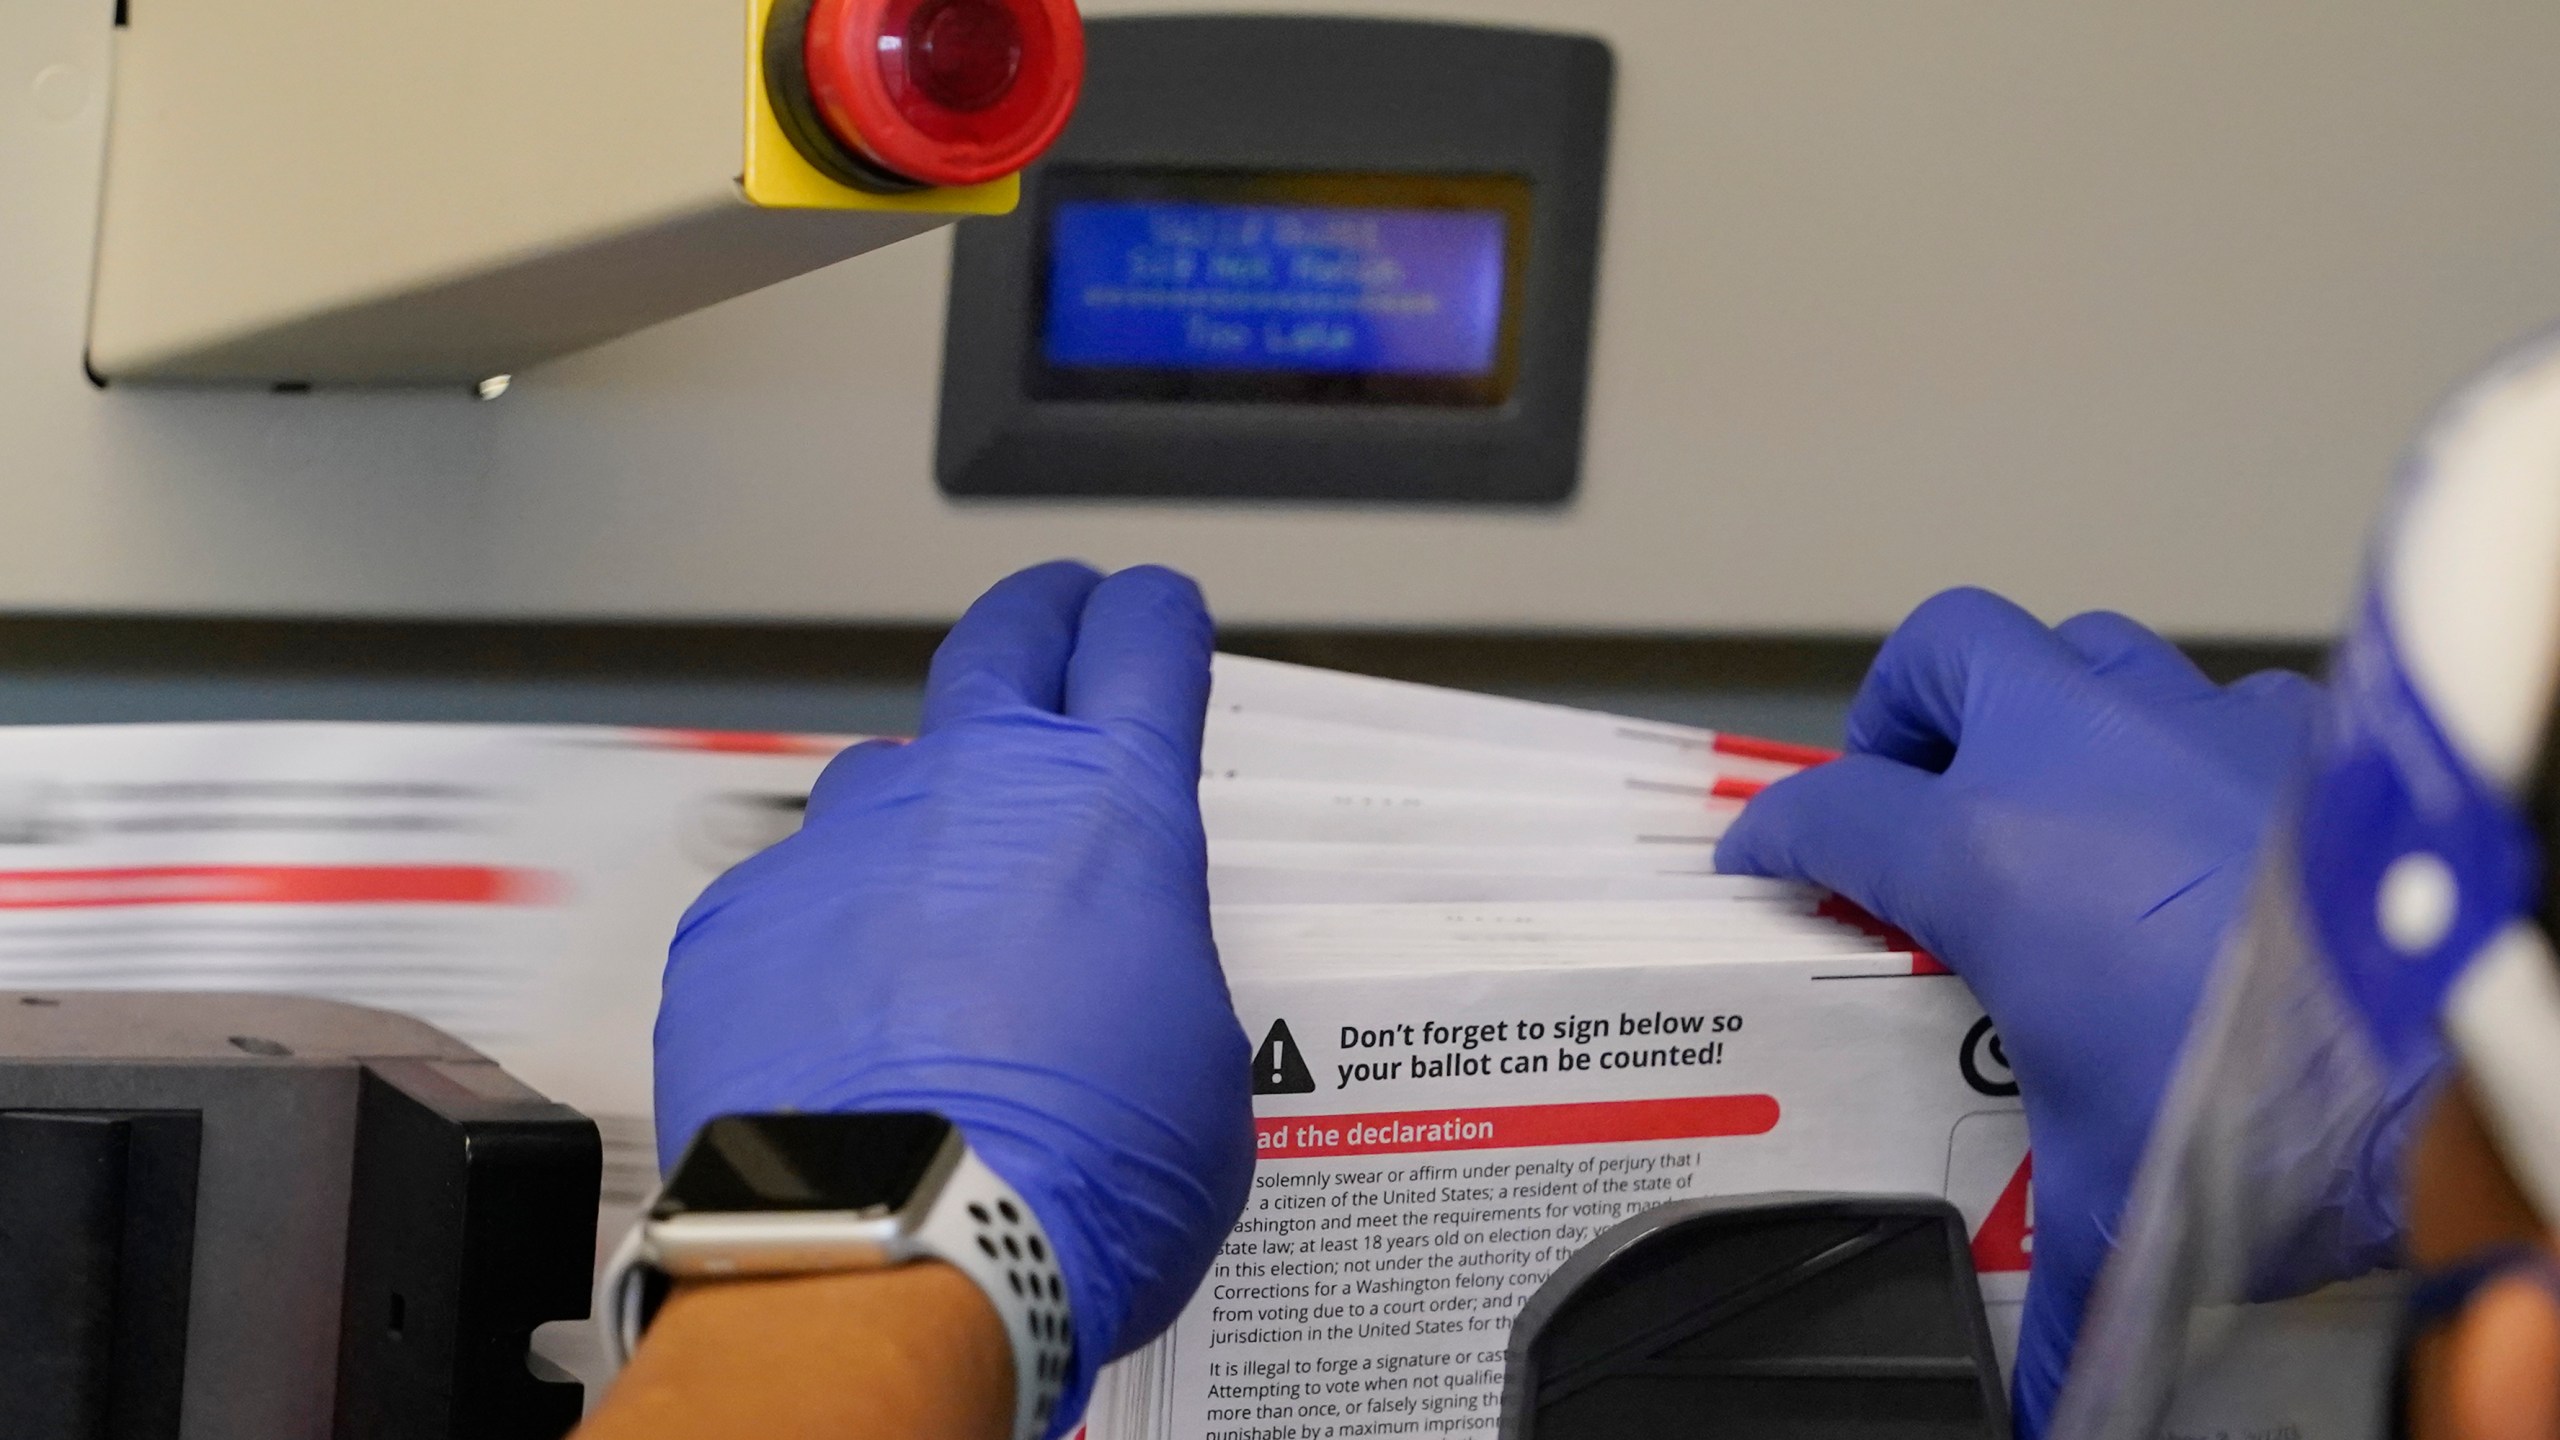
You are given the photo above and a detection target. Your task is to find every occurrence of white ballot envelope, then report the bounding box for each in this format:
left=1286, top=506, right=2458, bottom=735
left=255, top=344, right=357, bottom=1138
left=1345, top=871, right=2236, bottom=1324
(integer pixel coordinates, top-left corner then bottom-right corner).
left=1203, top=709, right=1781, bottom=800
left=1210, top=654, right=1831, bottom=776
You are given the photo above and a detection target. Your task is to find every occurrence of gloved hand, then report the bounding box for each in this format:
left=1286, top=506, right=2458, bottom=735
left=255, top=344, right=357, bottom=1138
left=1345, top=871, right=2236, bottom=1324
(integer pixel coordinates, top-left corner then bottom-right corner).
left=654, top=560, right=1255, bottom=1436
left=1714, top=588, right=2323, bottom=1438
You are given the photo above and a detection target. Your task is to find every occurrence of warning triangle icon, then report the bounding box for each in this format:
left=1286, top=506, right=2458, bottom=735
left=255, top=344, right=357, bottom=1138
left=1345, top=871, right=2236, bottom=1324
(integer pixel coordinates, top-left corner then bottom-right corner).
left=1252, top=1019, right=1317, bottom=1096
left=1971, top=1151, right=2034, bottom=1274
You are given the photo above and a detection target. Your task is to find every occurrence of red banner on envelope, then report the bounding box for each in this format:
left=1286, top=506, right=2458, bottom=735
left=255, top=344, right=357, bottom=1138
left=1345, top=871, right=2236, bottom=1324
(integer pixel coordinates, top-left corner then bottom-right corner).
left=1255, top=1094, right=1780, bottom=1160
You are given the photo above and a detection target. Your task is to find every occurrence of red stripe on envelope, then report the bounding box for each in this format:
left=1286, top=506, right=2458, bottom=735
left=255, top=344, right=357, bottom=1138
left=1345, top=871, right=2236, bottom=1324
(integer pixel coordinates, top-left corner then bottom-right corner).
left=0, top=865, right=553, bottom=910
left=1815, top=894, right=1950, bottom=974
left=1256, top=1095, right=1780, bottom=1160
left=1710, top=775, right=1767, bottom=801
left=638, top=729, right=853, bottom=756
left=1710, top=734, right=1840, bottom=767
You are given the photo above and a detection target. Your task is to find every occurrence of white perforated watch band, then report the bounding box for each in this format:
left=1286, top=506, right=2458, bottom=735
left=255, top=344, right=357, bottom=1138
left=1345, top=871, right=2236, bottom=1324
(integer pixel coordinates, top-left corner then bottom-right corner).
left=915, top=1147, right=1075, bottom=1440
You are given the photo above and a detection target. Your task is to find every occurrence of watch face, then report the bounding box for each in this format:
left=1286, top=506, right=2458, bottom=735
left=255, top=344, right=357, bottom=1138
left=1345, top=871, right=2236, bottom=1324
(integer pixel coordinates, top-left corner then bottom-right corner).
left=655, top=1113, right=957, bottom=1217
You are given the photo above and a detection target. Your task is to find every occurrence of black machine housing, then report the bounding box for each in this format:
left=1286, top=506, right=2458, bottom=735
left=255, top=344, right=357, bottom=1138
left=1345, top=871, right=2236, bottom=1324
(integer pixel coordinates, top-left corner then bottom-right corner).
left=1502, top=1193, right=2011, bottom=1440
left=0, top=991, right=601, bottom=1440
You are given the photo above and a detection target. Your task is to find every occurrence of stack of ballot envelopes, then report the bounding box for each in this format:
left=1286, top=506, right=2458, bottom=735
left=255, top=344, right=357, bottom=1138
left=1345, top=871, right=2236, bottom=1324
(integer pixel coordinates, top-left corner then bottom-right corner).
left=0, top=657, right=2373, bottom=1433
left=1094, top=658, right=2037, bottom=1440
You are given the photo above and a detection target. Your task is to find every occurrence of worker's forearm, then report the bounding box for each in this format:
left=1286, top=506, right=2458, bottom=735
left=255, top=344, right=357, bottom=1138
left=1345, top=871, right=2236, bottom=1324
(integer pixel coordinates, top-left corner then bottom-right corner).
left=576, top=1262, right=1012, bottom=1440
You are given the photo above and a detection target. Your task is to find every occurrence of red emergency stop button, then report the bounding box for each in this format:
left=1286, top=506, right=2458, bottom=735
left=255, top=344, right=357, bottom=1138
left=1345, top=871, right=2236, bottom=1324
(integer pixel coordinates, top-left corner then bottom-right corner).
left=769, top=0, right=1083, bottom=192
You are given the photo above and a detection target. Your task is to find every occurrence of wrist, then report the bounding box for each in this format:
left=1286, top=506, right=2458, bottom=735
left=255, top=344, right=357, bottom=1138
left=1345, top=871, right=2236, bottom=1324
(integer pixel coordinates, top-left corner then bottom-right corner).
left=608, top=1112, right=1077, bottom=1440
left=583, top=1265, right=1011, bottom=1440
left=671, top=1051, right=1256, bottom=1430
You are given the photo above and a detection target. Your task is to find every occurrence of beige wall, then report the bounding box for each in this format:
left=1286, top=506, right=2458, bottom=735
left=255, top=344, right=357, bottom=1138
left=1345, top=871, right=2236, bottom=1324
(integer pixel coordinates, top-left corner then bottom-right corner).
left=10, top=0, right=2560, bottom=635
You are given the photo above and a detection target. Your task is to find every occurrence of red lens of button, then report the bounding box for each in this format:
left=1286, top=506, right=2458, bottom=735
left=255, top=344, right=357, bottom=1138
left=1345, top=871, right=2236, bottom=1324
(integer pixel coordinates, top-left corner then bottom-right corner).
left=802, top=0, right=1083, bottom=188
left=908, top=0, right=1022, bottom=112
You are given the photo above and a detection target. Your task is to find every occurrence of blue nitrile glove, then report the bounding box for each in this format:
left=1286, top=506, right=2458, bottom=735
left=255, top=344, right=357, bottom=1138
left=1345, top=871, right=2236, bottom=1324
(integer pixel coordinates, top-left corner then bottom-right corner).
left=653, top=560, right=1255, bottom=1436
left=1714, top=588, right=2325, bottom=1439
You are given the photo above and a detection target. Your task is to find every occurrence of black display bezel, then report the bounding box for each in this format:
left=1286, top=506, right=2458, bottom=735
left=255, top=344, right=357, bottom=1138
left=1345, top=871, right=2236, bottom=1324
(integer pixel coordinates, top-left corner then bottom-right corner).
left=1027, top=169, right=1533, bottom=408
left=652, top=1112, right=955, bottom=1218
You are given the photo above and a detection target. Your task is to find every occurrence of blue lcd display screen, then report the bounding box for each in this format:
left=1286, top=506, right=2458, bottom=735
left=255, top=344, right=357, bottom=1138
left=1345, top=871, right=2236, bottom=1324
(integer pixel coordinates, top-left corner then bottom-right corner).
left=1038, top=188, right=1520, bottom=403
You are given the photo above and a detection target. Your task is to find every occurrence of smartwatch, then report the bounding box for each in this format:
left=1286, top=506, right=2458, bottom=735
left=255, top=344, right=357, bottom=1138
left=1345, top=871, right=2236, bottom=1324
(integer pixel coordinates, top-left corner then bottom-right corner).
left=600, top=1112, right=1073, bottom=1440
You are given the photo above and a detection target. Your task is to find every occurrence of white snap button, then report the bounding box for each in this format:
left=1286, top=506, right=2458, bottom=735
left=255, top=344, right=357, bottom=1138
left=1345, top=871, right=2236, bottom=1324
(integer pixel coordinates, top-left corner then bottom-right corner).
left=2377, top=851, right=2459, bottom=956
